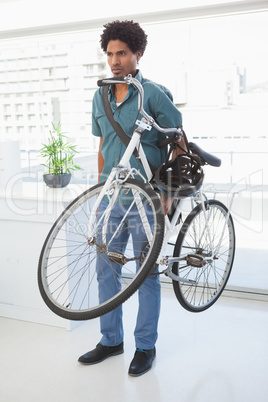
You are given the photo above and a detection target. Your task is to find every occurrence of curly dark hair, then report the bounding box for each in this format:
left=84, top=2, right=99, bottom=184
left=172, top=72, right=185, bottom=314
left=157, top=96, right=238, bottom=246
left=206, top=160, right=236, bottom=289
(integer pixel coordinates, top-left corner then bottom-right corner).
left=100, top=20, right=148, bottom=55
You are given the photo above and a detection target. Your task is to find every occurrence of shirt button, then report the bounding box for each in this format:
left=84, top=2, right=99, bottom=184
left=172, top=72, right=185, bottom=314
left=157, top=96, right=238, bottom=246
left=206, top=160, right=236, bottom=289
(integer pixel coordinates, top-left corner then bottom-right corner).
left=118, top=141, right=121, bottom=144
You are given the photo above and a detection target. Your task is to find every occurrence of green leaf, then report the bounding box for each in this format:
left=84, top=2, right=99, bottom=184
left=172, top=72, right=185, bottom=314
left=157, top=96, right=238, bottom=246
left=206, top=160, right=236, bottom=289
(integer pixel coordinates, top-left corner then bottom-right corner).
left=38, top=121, right=82, bottom=175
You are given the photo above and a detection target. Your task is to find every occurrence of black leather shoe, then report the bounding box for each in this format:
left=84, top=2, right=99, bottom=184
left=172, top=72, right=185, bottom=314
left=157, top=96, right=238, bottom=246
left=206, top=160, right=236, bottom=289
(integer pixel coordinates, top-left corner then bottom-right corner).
left=78, top=342, right=123, bottom=365
left=128, top=347, right=156, bottom=377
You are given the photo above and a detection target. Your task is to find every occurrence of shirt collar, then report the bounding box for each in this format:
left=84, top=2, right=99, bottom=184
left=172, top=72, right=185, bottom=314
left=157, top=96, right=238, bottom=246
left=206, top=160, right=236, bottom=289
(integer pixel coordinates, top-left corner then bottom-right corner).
left=134, top=69, right=143, bottom=83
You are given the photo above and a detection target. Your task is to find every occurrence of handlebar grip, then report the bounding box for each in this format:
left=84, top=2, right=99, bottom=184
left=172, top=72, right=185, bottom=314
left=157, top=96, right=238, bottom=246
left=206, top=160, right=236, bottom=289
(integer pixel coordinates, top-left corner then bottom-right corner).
left=97, top=76, right=126, bottom=87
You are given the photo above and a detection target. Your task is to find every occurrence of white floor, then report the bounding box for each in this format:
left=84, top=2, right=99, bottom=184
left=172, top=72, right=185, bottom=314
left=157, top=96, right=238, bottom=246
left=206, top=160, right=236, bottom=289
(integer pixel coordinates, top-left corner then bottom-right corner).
left=1, top=287, right=268, bottom=402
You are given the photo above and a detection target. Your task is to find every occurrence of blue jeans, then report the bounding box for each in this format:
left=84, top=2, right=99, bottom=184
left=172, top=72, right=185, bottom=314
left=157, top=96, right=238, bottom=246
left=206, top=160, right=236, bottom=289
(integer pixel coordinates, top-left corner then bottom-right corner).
left=96, top=202, right=161, bottom=350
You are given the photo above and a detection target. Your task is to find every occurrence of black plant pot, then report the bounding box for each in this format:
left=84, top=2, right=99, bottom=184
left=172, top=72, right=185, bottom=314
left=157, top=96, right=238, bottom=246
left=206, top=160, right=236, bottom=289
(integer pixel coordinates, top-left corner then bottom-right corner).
left=43, top=173, right=71, bottom=188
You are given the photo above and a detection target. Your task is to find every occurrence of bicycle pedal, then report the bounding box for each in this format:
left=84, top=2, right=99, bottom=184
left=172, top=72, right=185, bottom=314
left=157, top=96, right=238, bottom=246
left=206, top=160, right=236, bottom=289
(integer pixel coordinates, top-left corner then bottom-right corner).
left=107, top=252, right=127, bottom=266
left=185, top=254, right=206, bottom=268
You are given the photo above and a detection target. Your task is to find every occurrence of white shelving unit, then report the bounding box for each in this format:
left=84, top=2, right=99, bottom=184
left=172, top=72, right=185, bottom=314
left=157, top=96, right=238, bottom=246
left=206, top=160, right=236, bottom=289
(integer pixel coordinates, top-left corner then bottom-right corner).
left=0, top=182, right=89, bottom=330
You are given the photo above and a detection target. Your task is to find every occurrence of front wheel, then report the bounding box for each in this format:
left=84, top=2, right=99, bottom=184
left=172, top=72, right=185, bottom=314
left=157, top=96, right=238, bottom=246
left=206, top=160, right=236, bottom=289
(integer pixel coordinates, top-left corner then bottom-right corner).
left=172, top=200, right=235, bottom=312
left=38, top=179, right=164, bottom=320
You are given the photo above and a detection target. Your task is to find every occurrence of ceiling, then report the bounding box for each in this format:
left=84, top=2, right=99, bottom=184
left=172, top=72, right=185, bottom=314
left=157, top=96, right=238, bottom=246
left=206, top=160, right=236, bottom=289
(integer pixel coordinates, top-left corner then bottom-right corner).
left=0, top=0, right=267, bottom=39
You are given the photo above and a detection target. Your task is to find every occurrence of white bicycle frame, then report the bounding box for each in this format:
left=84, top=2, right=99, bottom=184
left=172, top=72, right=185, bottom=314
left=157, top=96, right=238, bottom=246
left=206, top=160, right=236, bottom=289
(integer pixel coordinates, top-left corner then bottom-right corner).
left=88, top=74, right=232, bottom=283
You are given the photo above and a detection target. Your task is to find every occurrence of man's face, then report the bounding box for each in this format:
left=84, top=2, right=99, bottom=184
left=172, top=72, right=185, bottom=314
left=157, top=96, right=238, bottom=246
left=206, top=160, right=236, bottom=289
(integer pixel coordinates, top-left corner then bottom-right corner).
left=106, top=40, right=141, bottom=77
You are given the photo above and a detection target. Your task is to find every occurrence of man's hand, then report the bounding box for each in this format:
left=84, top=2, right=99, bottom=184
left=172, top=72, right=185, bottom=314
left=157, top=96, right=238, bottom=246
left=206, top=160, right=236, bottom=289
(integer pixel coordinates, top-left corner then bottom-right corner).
left=160, top=193, right=174, bottom=215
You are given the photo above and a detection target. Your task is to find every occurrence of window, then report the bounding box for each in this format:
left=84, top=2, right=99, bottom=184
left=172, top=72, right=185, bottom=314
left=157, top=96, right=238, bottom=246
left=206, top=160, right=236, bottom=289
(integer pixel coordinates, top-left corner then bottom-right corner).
left=0, top=8, right=267, bottom=296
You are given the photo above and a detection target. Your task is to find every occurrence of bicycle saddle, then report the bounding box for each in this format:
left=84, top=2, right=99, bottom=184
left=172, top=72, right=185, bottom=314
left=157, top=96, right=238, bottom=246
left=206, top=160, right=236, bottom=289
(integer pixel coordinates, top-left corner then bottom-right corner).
left=189, top=142, right=221, bottom=167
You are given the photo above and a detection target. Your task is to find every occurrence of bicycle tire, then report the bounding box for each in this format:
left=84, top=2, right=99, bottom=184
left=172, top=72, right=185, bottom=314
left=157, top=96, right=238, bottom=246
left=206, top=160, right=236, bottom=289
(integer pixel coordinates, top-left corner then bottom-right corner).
left=38, top=178, right=164, bottom=320
left=172, top=200, right=235, bottom=312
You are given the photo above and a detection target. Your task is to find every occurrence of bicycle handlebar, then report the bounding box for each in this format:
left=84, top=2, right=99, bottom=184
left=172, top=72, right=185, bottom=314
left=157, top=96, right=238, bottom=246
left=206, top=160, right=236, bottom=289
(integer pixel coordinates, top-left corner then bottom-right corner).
left=97, top=75, right=183, bottom=138
left=97, top=76, right=126, bottom=86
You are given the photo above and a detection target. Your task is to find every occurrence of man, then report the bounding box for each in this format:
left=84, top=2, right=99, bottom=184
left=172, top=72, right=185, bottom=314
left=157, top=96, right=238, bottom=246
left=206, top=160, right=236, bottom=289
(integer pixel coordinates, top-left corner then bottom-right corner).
left=78, top=20, right=183, bottom=376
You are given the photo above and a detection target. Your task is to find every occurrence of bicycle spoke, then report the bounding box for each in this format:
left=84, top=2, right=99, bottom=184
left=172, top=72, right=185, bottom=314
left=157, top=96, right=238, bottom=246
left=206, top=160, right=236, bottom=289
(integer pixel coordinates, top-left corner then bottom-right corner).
left=172, top=200, right=235, bottom=312
left=38, top=179, right=164, bottom=320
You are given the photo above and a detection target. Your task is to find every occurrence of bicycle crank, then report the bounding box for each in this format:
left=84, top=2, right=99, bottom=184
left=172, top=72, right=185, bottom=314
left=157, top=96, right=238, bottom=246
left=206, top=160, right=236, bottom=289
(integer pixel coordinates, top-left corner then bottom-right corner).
left=107, top=251, right=145, bottom=266
left=107, top=251, right=143, bottom=266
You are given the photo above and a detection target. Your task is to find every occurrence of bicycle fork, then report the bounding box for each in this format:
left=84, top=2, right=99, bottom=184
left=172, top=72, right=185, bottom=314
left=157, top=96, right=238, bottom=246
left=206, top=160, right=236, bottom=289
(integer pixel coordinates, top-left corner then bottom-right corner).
left=87, top=178, right=155, bottom=265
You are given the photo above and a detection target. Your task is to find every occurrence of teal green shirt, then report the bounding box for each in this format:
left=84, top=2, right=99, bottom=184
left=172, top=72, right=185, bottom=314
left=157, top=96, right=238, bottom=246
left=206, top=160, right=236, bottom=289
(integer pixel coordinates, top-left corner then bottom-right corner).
left=92, top=70, right=182, bottom=183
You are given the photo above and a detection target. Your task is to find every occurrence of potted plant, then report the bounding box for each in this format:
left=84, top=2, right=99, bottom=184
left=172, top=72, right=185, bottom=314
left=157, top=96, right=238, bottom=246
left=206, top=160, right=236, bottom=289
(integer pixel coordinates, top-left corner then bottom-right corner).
left=39, top=122, right=82, bottom=188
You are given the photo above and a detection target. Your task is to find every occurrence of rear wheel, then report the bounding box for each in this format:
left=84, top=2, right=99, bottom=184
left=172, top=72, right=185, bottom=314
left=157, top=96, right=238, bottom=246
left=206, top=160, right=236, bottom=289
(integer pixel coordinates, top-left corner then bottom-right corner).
left=172, top=200, right=235, bottom=312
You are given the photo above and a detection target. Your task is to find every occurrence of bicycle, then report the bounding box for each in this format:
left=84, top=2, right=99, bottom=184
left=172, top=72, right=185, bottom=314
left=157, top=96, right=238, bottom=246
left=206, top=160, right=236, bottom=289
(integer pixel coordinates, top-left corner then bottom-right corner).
left=38, top=75, right=236, bottom=320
